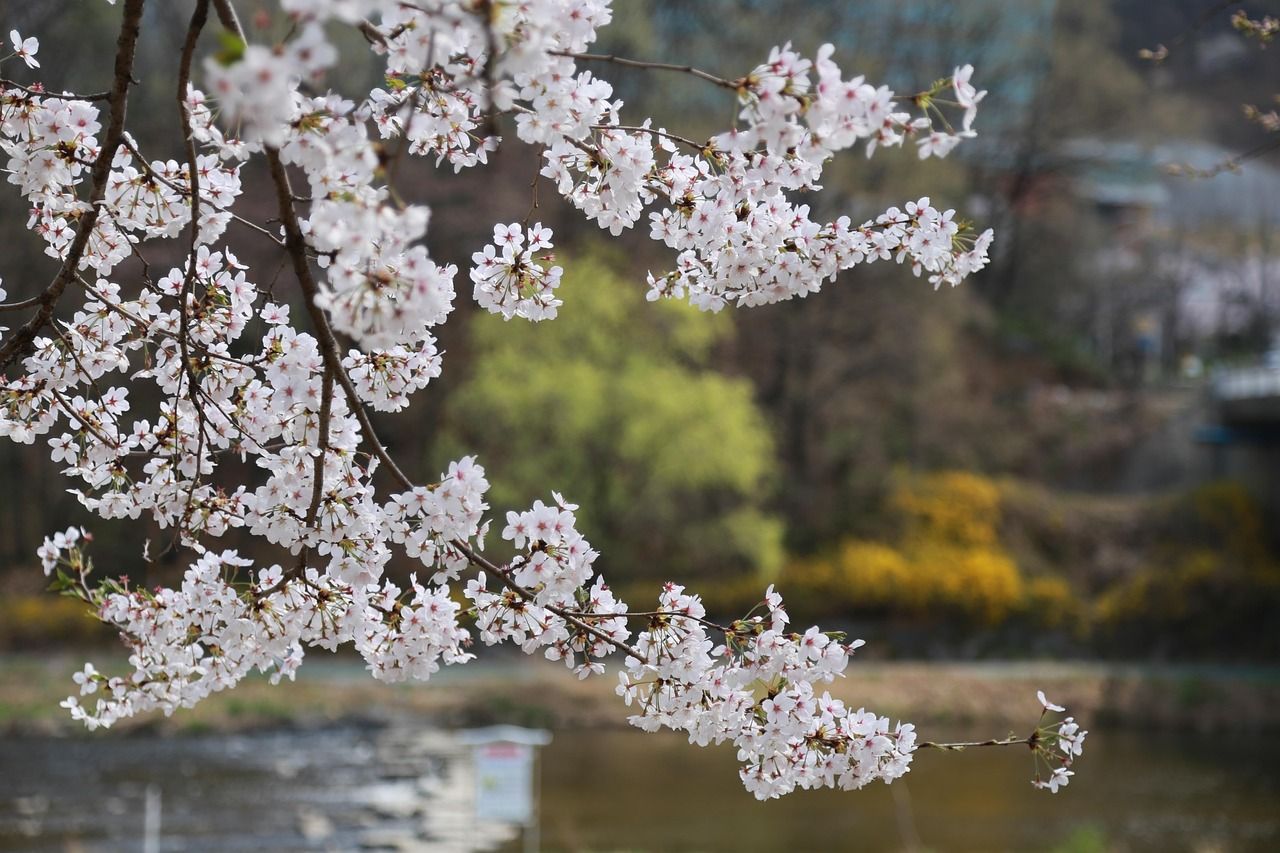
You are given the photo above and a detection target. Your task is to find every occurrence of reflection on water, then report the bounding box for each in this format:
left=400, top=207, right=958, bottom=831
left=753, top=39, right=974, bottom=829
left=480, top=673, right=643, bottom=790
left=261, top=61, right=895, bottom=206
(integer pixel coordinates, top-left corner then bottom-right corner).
left=1, top=725, right=1277, bottom=852
left=541, top=729, right=1280, bottom=852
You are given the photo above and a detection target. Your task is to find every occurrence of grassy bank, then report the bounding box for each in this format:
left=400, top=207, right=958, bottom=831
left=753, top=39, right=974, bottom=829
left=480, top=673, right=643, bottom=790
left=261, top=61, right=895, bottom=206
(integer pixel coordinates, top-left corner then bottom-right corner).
left=3, top=652, right=1279, bottom=738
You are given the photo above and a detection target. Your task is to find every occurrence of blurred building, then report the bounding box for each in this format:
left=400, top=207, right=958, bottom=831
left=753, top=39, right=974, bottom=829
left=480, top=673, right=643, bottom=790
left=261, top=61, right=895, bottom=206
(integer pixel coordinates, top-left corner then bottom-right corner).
left=1062, top=138, right=1280, bottom=357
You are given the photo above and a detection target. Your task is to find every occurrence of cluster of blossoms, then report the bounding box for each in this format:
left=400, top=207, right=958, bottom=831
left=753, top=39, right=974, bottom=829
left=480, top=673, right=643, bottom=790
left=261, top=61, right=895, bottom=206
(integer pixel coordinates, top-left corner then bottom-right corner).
left=465, top=493, right=627, bottom=678
left=0, top=0, right=1080, bottom=800
left=522, top=41, right=996, bottom=310
left=470, top=222, right=564, bottom=321
left=44, top=537, right=473, bottom=728
left=1, top=55, right=241, bottom=276
left=617, top=584, right=916, bottom=799
left=1032, top=691, right=1089, bottom=793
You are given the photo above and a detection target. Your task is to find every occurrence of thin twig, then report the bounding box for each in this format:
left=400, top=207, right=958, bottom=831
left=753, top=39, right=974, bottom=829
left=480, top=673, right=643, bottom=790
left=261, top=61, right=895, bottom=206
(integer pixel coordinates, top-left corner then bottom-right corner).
left=0, top=294, right=44, bottom=313
left=559, top=50, right=740, bottom=91
left=174, top=0, right=213, bottom=542
left=296, top=364, right=335, bottom=571
left=0, top=78, right=111, bottom=101
left=564, top=608, right=730, bottom=634
left=1138, top=0, right=1236, bottom=61
left=454, top=540, right=647, bottom=660
left=917, top=735, right=1032, bottom=751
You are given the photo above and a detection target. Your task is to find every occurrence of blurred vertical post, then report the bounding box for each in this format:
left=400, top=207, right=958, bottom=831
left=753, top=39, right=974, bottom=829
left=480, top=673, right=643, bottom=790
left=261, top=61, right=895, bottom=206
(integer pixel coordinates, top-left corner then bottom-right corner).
left=526, top=745, right=541, bottom=853
left=460, top=726, right=552, bottom=852
left=143, top=784, right=161, bottom=853
left=891, top=779, right=923, bottom=853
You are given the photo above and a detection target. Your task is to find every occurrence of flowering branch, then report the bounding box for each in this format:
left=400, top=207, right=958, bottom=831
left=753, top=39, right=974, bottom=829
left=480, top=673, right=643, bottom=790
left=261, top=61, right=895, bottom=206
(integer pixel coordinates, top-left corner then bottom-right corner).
left=0, top=0, right=1077, bottom=804
left=0, top=0, right=145, bottom=369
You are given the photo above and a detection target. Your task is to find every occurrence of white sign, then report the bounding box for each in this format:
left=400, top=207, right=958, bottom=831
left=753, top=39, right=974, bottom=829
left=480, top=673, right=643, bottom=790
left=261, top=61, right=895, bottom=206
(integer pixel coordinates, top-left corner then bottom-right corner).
left=473, top=740, right=535, bottom=824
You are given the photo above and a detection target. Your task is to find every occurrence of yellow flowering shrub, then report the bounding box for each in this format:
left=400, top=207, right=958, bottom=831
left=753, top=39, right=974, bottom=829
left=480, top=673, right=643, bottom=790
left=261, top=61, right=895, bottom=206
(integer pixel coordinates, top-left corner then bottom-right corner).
left=1093, top=484, right=1280, bottom=654
left=833, top=541, right=916, bottom=608
left=712, top=476, right=1274, bottom=655
left=777, top=471, right=1037, bottom=624
left=893, top=470, right=1002, bottom=548
left=920, top=544, right=1024, bottom=624
left=0, top=595, right=109, bottom=649
left=1021, top=575, right=1083, bottom=630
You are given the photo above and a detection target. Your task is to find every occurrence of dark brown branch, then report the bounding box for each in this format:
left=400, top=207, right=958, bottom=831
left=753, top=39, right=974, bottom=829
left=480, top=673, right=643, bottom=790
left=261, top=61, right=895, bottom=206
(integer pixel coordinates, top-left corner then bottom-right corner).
left=49, top=387, right=120, bottom=452
left=0, top=0, right=146, bottom=371
left=211, top=0, right=243, bottom=35
left=242, top=10, right=646, bottom=662
left=261, top=146, right=418, bottom=485
left=297, top=363, right=335, bottom=573
left=564, top=608, right=731, bottom=634
left=453, top=539, right=647, bottom=661
left=261, top=145, right=646, bottom=658
left=594, top=124, right=703, bottom=150
left=173, top=0, right=213, bottom=541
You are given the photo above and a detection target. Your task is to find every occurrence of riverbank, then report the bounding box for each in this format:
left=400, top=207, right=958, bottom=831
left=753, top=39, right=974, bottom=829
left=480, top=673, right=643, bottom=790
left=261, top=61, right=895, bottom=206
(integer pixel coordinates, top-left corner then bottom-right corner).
left=3, top=652, right=1278, bottom=737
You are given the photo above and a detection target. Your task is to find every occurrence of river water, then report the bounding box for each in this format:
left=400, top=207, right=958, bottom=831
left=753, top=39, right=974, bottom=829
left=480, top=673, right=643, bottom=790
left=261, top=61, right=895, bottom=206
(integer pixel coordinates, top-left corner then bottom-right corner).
left=1, top=724, right=1277, bottom=852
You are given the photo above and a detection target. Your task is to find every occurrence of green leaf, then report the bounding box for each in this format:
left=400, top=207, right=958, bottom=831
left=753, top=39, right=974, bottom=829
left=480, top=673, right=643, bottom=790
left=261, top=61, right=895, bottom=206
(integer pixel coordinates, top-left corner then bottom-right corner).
left=214, top=30, right=246, bottom=67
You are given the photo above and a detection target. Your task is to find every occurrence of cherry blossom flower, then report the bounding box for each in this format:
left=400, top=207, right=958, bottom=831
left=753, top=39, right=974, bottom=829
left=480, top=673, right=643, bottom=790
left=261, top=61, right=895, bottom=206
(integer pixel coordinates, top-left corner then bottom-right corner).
left=1035, top=766, right=1074, bottom=793
left=1038, top=690, right=1067, bottom=713
left=8, top=30, right=39, bottom=69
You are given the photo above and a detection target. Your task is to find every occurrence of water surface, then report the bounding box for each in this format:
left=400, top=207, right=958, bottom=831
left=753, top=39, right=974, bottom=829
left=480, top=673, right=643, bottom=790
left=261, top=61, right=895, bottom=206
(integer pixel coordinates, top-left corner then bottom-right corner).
left=1, top=725, right=1276, bottom=851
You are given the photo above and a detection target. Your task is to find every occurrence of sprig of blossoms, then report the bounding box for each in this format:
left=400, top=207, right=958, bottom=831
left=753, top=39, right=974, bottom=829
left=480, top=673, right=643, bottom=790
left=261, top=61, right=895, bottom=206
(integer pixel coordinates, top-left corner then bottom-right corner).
left=57, top=552, right=474, bottom=729
left=1031, top=691, right=1088, bottom=793
left=466, top=492, right=628, bottom=678
left=614, top=584, right=915, bottom=799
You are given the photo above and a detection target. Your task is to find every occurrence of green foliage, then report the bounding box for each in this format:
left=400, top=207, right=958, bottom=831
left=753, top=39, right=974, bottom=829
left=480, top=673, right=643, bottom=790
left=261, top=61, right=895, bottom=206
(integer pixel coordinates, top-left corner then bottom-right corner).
left=1049, top=825, right=1110, bottom=853
left=437, top=248, right=782, bottom=584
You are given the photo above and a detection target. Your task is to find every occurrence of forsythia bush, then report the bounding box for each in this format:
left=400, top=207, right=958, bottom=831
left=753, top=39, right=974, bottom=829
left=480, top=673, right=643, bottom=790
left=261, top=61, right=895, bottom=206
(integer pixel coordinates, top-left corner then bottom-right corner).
left=0, top=595, right=111, bottom=649
left=893, top=470, right=1002, bottom=548
left=780, top=471, right=1027, bottom=624
left=1021, top=576, right=1083, bottom=631
left=688, top=476, right=1280, bottom=657
left=1094, top=483, right=1280, bottom=655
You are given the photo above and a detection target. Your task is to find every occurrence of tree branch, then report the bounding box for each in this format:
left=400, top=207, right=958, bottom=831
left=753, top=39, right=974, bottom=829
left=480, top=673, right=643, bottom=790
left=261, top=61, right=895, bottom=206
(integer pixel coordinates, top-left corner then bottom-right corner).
left=0, top=79, right=111, bottom=101
left=557, top=50, right=741, bottom=91
left=917, top=735, right=1033, bottom=751
left=210, top=0, right=243, bottom=36
left=173, top=0, right=213, bottom=543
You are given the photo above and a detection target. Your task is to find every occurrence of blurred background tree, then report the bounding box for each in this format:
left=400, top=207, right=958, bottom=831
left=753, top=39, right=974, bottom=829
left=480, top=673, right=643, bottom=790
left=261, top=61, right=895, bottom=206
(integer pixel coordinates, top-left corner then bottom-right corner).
left=436, top=250, right=784, bottom=590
